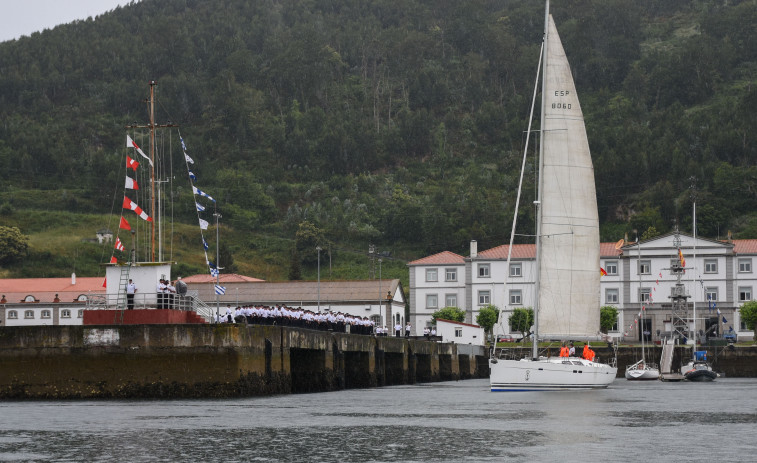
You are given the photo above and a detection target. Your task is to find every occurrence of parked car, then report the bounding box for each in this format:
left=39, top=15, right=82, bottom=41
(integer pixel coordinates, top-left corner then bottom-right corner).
left=497, top=335, right=522, bottom=343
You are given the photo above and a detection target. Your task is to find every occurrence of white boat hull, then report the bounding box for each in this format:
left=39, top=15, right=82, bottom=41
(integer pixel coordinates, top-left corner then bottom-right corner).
left=489, top=357, right=617, bottom=391
left=624, top=366, right=660, bottom=381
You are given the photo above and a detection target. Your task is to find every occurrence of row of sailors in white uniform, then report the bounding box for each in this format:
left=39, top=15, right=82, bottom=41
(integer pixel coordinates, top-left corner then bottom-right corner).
left=215, top=305, right=375, bottom=334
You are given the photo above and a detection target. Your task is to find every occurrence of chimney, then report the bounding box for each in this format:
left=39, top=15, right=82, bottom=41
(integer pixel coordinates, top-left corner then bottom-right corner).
left=470, top=240, right=478, bottom=258
left=727, top=230, right=733, bottom=243
left=71, top=272, right=76, bottom=285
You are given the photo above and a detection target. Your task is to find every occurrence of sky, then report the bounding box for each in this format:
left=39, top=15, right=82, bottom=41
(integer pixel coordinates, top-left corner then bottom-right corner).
left=0, top=0, right=137, bottom=43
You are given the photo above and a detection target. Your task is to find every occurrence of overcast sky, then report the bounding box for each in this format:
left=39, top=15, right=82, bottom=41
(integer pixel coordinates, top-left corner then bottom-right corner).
left=0, top=0, right=138, bottom=43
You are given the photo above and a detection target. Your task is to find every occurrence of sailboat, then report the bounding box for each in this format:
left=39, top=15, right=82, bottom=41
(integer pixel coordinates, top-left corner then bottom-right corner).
left=680, top=202, right=717, bottom=382
left=625, top=236, right=660, bottom=380
left=489, top=0, right=617, bottom=391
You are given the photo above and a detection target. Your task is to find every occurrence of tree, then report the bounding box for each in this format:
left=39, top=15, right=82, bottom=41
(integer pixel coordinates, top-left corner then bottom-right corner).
left=476, top=304, right=499, bottom=338
left=0, top=226, right=29, bottom=265
left=431, top=306, right=466, bottom=324
left=739, top=301, right=757, bottom=332
left=509, top=307, right=534, bottom=338
left=600, top=306, right=619, bottom=333
left=294, top=221, right=326, bottom=265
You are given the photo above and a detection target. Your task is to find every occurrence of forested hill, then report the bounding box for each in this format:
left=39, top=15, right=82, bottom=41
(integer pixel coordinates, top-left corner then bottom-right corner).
left=0, top=0, right=756, bottom=278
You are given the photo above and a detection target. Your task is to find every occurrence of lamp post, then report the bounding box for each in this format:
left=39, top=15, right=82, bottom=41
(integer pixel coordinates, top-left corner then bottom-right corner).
left=378, top=258, right=383, bottom=330
left=316, top=246, right=322, bottom=313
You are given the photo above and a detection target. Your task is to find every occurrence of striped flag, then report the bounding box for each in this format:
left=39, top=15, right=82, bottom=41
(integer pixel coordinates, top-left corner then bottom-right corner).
left=193, top=186, right=216, bottom=202
left=196, top=202, right=205, bottom=212
left=214, top=285, right=226, bottom=295
left=114, top=237, right=125, bottom=251
left=123, top=196, right=153, bottom=222
left=125, top=176, right=139, bottom=190
left=678, top=248, right=686, bottom=267
left=126, top=135, right=153, bottom=166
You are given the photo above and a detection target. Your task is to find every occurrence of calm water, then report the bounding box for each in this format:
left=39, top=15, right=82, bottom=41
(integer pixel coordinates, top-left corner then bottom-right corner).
left=1, top=378, right=755, bottom=462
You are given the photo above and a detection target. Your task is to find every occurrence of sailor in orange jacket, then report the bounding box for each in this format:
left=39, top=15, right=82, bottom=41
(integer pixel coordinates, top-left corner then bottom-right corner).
left=559, top=344, right=570, bottom=357
left=583, top=343, right=595, bottom=362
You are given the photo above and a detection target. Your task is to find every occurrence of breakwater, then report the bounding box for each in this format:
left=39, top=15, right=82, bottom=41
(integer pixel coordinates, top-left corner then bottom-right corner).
left=0, top=325, right=488, bottom=399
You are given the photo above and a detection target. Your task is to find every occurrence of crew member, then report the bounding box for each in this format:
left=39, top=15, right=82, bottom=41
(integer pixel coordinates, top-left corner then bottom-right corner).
left=126, top=279, right=137, bottom=310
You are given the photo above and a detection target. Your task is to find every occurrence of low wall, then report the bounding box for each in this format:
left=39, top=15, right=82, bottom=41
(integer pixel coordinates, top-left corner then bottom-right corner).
left=0, top=325, right=488, bottom=399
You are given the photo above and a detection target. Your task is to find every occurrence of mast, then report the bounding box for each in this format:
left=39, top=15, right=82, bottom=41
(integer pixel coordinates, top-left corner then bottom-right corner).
left=638, top=232, right=646, bottom=362
left=692, top=201, right=697, bottom=361
left=125, top=81, right=176, bottom=262
left=532, top=0, right=549, bottom=360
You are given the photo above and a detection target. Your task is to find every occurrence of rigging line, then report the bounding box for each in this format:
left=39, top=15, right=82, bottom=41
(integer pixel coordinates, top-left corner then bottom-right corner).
left=170, top=132, right=174, bottom=262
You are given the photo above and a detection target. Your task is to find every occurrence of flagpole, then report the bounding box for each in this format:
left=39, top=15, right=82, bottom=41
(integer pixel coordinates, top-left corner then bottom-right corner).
left=149, top=81, right=156, bottom=262
left=214, top=208, right=222, bottom=321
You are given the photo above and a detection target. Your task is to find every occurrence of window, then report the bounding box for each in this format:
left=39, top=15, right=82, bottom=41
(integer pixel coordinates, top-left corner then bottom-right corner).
left=704, top=259, right=718, bottom=273
left=24, top=310, right=35, bottom=319
left=640, top=288, right=651, bottom=303
left=445, top=268, right=457, bottom=282
left=739, top=258, right=752, bottom=273
left=41, top=310, right=51, bottom=319
left=425, top=268, right=438, bottom=282
left=605, top=261, right=618, bottom=275
left=76, top=294, right=88, bottom=302
left=639, top=260, right=651, bottom=275
left=605, top=288, right=619, bottom=304
left=611, top=316, right=619, bottom=332
left=478, top=290, right=490, bottom=305
left=8, top=310, right=18, bottom=319
left=739, top=287, right=752, bottom=302
left=445, top=294, right=457, bottom=308
left=455, top=327, right=463, bottom=337
left=77, top=309, right=83, bottom=318
left=478, top=264, right=490, bottom=278
left=61, top=309, right=71, bottom=318
left=705, top=287, right=718, bottom=303
left=509, top=290, right=522, bottom=305
left=426, top=294, right=438, bottom=309
left=509, top=263, right=522, bottom=277
left=24, top=295, right=36, bottom=302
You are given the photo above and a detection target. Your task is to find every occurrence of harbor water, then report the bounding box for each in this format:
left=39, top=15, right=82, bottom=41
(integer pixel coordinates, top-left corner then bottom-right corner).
left=1, top=378, right=755, bottom=462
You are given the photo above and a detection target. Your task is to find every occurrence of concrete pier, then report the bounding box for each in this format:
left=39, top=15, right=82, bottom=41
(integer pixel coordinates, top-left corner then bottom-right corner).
left=0, top=325, right=488, bottom=399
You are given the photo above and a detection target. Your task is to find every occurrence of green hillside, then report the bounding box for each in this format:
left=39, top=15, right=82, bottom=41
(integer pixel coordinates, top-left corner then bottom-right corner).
left=0, top=0, right=755, bottom=281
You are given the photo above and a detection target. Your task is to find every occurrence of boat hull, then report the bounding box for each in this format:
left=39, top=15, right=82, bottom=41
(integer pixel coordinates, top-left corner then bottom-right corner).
left=489, top=357, right=617, bottom=391
left=624, top=366, right=660, bottom=381
left=682, top=362, right=717, bottom=382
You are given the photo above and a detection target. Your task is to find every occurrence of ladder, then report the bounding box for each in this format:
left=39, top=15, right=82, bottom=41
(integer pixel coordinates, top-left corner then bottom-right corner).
left=660, top=340, right=675, bottom=374
left=113, top=264, right=132, bottom=324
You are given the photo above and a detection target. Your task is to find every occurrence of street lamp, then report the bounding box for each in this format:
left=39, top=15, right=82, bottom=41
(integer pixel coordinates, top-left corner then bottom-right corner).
left=378, top=258, right=383, bottom=331
left=316, top=246, right=322, bottom=313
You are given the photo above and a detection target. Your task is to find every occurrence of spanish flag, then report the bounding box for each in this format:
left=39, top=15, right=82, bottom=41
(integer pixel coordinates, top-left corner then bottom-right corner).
left=600, top=267, right=608, bottom=277
left=678, top=248, right=686, bottom=267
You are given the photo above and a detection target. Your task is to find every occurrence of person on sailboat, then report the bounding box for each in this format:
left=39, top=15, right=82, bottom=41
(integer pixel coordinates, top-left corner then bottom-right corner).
left=559, top=344, right=570, bottom=357
left=569, top=343, right=575, bottom=356
left=582, top=344, right=595, bottom=362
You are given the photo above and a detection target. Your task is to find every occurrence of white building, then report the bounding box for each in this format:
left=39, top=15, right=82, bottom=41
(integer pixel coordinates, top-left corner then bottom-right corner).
left=408, top=235, right=757, bottom=341
left=435, top=319, right=485, bottom=346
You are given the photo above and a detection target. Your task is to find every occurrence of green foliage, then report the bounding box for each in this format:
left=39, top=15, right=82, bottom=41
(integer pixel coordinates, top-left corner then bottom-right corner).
left=739, top=301, right=757, bottom=331
left=476, top=304, right=499, bottom=334
left=509, top=307, right=534, bottom=337
left=600, top=306, right=619, bottom=333
left=641, top=226, right=660, bottom=241
left=0, top=0, right=756, bottom=278
left=431, top=307, right=466, bottom=324
left=0, top=226, right=29, bottom=265
left=294, top=221, right=326, bottom=266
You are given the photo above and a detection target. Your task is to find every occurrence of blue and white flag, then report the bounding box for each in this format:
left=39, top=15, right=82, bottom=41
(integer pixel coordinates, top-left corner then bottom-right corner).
left=199, top=218, right=209, bottom=230
left=722, top=316, right=728, bottom=323
left=196, top=202, right=205, bottom=212
left=189, top=170, right=196, bottom=181
left=214, top=284, right=226, bottom=295
left=180, top=136, right=188, bottom=152
left=210, top=267, right=219, bottom=277
left=185, top=153, right=195, bottom=165
left=202, top=237, right=209, bottom=250
left=193, top=186, right=215, bottom=202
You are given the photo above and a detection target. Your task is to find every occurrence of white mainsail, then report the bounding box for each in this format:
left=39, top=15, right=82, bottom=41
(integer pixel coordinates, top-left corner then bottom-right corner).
left=536, top=15, right=600, bottom=340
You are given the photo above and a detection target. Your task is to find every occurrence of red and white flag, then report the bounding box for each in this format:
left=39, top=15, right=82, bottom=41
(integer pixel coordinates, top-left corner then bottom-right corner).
left=114, top=237, right=125, bottom=251
left=125, top=176, right=139, bottom=190
left=123, top=196, right=153, bottom=222
left=126, top=156, right=139, bottom=171
left=119, top=216, right=131, bottom=231
left=126, top=135, right=153, bottom=166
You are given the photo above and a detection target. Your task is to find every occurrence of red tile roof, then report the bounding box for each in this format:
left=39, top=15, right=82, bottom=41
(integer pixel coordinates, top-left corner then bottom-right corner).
left=600, top=241, right=624, bottom=257
left=478, top=244, right=535, bottom=259
left=180, top=273, right=264, bottom=284
left=733, top=239, right=757, bottom=254
left=408, top=251, right=465, bottom=266
left=0, top=277, right=105, bottom=303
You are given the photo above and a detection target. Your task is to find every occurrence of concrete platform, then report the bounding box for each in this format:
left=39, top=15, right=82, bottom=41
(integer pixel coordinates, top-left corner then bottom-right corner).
left=83, top=309, right=207, bottom=325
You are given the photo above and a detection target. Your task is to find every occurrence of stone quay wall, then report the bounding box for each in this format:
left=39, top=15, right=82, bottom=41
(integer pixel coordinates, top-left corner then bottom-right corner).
left=0, top=325, right=489, bottom=399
